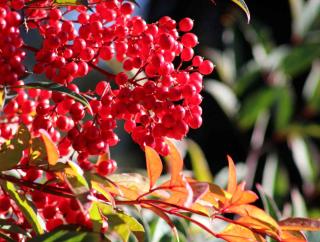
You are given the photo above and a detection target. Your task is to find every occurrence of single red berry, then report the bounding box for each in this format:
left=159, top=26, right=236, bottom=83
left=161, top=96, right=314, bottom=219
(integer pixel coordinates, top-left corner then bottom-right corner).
left=199, top=60, right=214, bottom=75
left=0, top=196, right=11, bottom=213
left=97, top=159, right=117, bottom=176
left=179, top=18, right=194, bottom=32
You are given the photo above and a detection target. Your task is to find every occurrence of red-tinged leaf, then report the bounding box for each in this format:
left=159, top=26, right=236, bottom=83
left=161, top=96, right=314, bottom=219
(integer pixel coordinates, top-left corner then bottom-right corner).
left=236, top=216, right=280, bottom=239
left=227, top=155, right=237, bottom=194
left=279, top=218, right=320, bottom=231
left=202, top=183, right=229, bottom=206
left=189, top=182, right=209, bottom=204
left=165, top=140, right=184, bottom=186
left=146, top=205, right=179, bottom=240
left=145, top=146, right=163, bottom=189
left=280, top=230, right=307, bottom=242
left=224, top=204, right=279, bottom=232
left=39, top=129, right=59, bottom=166
left=218, top=223, right=266, bottom=242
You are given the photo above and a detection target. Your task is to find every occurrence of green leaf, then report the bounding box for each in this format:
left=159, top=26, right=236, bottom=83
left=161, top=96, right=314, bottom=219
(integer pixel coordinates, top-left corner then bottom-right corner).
left=235, top=61, right=261, bottom=95
left=303, top=61, right=320, bottom=111
left=98, top=203, right=144, bottom=242
left=275, top=87, right=294, bottom=130
left=1, top=181, right=45, bottom=235
left=291, top=189, right=308, bottom=218
left=89, top=202, right=103, bottom=233
left=293, top=0, right=320, bottom=38
left=205, top=80, right=239, bottom=117
left=229, top=0, right=251, bottom=23
left=289, top=136, right=316, bottom=184
left=186, top=139, right=213, bottom=182
left=64, top=161, right=90, bottom=203
left=29, top=227, right=107, bottom=242
left=279, top=43, right=320, bottom=78
left=238, top=88, right=277, bottom=129
left=0, top=125, right=30, bottom=171
left=256, top=184, right=281, bottom=221
left=22, top=82, right=90, bottom=109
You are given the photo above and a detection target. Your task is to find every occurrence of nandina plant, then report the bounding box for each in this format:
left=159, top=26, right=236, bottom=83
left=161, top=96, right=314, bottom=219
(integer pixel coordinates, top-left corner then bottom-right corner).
left=0, top=0, right=318, bottom=241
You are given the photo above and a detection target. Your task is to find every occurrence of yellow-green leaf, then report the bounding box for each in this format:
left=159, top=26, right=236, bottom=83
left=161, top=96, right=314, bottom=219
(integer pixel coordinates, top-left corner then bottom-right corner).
left=0, top=125, right=30, bottom=171
left=229, top=0, right=250, bottom=23
left=187, top=139, right=213, bottom=182
left=1, top=181, right=44, bottom=235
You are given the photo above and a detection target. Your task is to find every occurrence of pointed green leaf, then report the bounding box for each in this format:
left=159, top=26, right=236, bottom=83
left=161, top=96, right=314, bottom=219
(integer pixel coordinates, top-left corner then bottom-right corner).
left=275, top=87, right=294, bottom=130
left=187, top=139, right=213, bottom=182
left=256, top=184, right=281, bottom=221
left=1, top=181, right=45, bottom=235
left=229, top=0, right=250, bottom=23
left=22, top=82, right=90, bottom=109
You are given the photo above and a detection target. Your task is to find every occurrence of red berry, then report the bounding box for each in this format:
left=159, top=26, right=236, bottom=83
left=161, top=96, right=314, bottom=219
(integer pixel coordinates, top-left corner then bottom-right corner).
left=97, top=159, right=117, bottom=176
left=179, top=18, right=194, bottom=32
left=199, top=60, right=214, bottom=75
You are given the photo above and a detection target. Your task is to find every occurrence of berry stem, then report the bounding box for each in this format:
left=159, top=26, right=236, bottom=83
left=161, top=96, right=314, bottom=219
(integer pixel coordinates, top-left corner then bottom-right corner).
left=23, top=44, right=38, bottom=52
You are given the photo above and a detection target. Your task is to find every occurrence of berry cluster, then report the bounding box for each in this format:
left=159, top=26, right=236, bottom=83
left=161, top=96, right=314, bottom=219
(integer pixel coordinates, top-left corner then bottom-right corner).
left=0, top=1, right=213, bottom=237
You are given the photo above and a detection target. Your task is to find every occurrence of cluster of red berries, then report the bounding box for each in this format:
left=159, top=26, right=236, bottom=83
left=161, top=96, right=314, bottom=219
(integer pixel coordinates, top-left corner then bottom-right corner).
left=0, top=6, right=25, bottom=86
left=0, top=1, right=213, bottom=238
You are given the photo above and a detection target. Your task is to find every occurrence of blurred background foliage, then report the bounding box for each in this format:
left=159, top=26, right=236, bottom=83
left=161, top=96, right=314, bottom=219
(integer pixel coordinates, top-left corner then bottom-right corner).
left=103, top=0, right=320, bottom=241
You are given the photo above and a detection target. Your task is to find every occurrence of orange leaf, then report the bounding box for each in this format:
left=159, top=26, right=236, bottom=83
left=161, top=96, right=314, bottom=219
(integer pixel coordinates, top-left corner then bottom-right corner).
left=145, top=146, right=163, bottom=189
left=39, top=129, right=59, bottom=166
left=280, top=230, right=307, bottom=242
left=218, top=223, right=266, bottom=242
left=230, top=182, right=258, bottom=205
left=164, top=176, right=193, bottom=207
left=165, top=140, right=184, bottom=186
left=225, top=204, right=279, bottom=232
left=279, top=218, right=320, bottom=231
left=227, top=155, right=237, bottom=194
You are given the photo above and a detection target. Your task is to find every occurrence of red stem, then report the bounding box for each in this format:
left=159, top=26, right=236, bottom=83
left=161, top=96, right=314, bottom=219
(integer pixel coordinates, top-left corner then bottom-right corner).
left=22, top=44, right=38, bottom=52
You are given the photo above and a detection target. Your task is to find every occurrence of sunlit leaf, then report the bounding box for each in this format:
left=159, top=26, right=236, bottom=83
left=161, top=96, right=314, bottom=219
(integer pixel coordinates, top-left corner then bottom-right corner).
left=227, top=155, right=237, bottom=194
left=39, top=130, right=59, bottom=166
left=165, top=140, right=184, bottom=186
left=225, top=204, right=279, bottom=232
left=145, top=146, right=163, bottom=189
left=187, top=139, right=213, bottom=182
left=99, top=203, right=145, bottom=242
left=89, top=202, right=103, bottom=233
left=218, top=223, right=265, bottom=242
left=0, top=88, right=4, bottom=109
left=236, top=216, right=279, bottom=239
left=108, top=173, right=149, bottom=199
left=279, top=218, right=320, bottom=231
left=1, top=181, right=44, bottom=235
left=0, top=125, right=30, bottom=171
left=229, top=0, right=251, bottom=23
